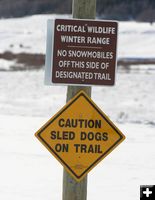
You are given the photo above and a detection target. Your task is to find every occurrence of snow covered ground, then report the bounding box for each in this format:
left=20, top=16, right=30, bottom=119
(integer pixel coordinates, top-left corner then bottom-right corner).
left=0, top=15, right=155, bottom=200
left=0, top=14, right=155, bottom=58
left=0, top=114, right=154, bottom=200
left=0, top=14, right=68, bottom=55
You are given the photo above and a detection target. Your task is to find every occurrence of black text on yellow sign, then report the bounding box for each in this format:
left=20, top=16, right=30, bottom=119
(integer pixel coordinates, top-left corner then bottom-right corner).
left=35, top=91, right=125, bottom=182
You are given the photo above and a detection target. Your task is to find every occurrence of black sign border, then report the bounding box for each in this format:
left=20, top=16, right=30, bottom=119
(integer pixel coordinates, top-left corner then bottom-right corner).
left=37, top=91, right=124, bottom=180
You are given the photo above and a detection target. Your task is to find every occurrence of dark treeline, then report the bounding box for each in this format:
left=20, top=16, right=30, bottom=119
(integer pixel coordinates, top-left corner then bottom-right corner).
left=97, top=0, right=155, bottom=22
left=0, top=0, right=72, bottom=17
left=0, top=0, right=155, bottom=22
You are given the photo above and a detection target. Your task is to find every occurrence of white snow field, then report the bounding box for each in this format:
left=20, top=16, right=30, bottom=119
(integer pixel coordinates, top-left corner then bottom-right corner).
left=0, top=14, right=155, bottom=58
left=0, top=15, right=155, bottom=200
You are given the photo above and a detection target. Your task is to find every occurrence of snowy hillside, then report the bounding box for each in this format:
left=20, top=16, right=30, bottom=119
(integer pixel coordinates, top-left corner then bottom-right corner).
left=0, top=14, right=155, bottom=57
left=0, top=15, right=155, bottom=200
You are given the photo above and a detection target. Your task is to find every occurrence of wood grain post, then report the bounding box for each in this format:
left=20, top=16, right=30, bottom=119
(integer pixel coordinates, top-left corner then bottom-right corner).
left=62, top=0, right=96, bottom=200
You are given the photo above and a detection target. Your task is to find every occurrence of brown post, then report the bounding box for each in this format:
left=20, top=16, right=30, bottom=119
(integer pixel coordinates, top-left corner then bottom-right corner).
left=62, top=0, right=96, bottom=200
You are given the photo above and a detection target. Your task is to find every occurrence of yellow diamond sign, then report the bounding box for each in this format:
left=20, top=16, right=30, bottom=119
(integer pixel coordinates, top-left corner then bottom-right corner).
left=35, top=91, right=125, bottom=181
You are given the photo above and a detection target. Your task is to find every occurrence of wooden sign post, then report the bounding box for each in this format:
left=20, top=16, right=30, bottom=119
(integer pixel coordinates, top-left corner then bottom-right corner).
left=35, top=1, right=125, bottom=200
left=63, top=0, right=96, bottom=200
